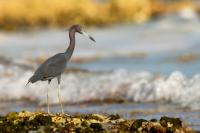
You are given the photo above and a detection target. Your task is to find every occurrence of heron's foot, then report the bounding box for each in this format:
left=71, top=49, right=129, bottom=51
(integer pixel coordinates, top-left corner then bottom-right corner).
left=60, top=103, right=64, bottom=114
left=47, top=109, right=51, bottom=114
left=61, top=110, right=64, bottom=114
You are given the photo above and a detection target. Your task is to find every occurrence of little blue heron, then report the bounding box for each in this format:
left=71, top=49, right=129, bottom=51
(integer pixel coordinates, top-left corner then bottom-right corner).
left=27, top=24, right=95, bottom=113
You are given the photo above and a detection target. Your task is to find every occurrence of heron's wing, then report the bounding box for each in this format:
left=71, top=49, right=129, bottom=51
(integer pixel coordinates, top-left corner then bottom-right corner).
left=44, top=53, right=67, bottom=77
left=34, top=53, right=67, bottom=79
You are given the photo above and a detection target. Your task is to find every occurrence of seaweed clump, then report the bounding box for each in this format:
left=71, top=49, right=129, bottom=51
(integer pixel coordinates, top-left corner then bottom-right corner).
left=0, top=111, right=194, bottom=133
left=160, top=116, right=182, bottom=133
left=130, top=116, right=193, bottom=133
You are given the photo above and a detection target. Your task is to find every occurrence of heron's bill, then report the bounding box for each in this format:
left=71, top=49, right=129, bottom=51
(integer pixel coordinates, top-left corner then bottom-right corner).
left=81, top=31, right=96, bottom=42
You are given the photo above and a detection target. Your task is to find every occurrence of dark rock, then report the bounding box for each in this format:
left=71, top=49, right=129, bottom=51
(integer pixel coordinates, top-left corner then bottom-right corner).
left=160, top=116, right=182, bottom=133
left=108, top=114, right=120, bottom=120
left=90, top=123, right=104, bottom=131
left=130, top=119, right=148, bottom=131
left=150, top=119, right=157, bottom=122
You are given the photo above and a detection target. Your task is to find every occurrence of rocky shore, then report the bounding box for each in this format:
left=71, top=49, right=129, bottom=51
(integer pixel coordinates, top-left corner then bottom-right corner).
left=0, top=111, right=194, bottom=133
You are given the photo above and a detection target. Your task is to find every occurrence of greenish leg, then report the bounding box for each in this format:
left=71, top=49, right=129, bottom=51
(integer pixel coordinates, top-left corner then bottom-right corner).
left=57, top=84, right=64, bottom=114
left=47, top=86, right=50, bottom=113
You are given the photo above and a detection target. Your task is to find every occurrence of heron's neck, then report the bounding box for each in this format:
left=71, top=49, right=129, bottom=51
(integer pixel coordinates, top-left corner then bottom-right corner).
left=65, top=30, right=76, bottom=60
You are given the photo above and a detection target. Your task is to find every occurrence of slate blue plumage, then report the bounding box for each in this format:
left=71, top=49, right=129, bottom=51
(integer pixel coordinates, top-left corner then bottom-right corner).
left=27, top=24, right=95, bottom=113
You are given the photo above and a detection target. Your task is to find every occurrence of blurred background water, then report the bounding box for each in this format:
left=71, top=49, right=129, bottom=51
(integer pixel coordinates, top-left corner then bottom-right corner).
left=0, top=0, right=200, bottom=131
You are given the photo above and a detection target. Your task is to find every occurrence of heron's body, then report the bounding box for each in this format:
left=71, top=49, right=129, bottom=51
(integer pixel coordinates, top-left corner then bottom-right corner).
left=28, top=25, right=76, bottom=84
left=27, top=24, right=95, bottom=113
left=29, top=53, right=67, bottom=83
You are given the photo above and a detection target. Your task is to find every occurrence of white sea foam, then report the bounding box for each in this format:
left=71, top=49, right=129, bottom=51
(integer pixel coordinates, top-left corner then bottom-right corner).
left=0, top=64, right=200, bottom=109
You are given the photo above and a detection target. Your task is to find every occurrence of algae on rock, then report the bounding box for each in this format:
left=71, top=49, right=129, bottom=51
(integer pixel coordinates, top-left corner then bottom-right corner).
left=0, top=111, right=194, bottom=133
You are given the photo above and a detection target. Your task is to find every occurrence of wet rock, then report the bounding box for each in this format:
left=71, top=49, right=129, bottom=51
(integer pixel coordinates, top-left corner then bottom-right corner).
left=90, top=123, right=104, bottom=132
left=118, top=120, right=132, bottom=131
left=160, top=116, right=182, bottom=128
left=0, top=111, right=194, bottom=133
left=160, top=116, right=182, bottom=133
left=130, top=119, right=148, bottom=131
left=107, top=114, right=120, bottom=120
left=29, top=114, right=52, bottom=126
left=150, top=118, right=157, bottom=122
left=83, top=114, right=104, bottom=122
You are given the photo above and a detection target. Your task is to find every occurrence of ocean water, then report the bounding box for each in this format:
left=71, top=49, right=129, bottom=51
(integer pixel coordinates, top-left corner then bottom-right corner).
left=0, top=64, right=200, bottom=110
left=0, top=15, right=200, bottom=130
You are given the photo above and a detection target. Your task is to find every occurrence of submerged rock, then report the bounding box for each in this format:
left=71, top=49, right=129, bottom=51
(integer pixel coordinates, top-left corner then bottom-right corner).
left=0, top=111, right=194, bottom=133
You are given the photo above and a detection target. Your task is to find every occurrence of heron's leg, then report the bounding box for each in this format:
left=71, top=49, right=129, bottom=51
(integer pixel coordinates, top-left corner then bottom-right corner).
left=47, top=80, right=51, bottom=113
left=57, top=75, right=64, bottom=114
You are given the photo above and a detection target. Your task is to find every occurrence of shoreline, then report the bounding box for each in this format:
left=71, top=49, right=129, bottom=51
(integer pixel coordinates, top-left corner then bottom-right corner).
left=0, top=111, right=194, bottom=132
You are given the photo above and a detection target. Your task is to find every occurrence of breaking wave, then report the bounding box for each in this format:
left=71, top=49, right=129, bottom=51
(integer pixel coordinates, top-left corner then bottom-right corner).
left=0, top=63, right=200, bottom=110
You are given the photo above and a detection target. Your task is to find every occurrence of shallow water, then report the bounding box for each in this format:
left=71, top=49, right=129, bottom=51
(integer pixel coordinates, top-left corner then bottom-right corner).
left=70, top=55, right=200, bottom=76
left=0, top=15, right=200, bottom=76
left=0, top=15, right=200, bottom=130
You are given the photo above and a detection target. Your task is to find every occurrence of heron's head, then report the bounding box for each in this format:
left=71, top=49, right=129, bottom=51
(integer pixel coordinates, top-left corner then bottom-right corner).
left=70, top=24, right=96, bottom=42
